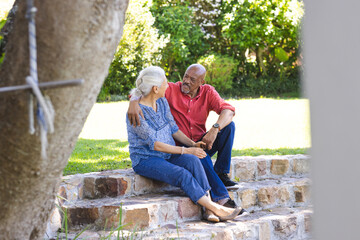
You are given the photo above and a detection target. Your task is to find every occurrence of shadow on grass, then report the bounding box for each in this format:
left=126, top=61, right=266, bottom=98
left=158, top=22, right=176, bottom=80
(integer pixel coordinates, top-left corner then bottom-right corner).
left=64, top=139, right=131, bottom=176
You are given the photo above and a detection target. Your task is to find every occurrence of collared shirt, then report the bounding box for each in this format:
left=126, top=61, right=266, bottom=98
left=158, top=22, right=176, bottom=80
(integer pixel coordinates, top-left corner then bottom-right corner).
left=126, top=97, right=179, bottom=167
left=165, top=82, right=235, bottom=142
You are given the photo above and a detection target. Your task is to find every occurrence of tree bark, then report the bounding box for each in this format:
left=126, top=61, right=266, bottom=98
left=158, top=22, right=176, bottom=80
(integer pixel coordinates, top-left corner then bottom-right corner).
left=0, top=0, right=128, bottom=239
left=256, top=47, right=267, bottom=76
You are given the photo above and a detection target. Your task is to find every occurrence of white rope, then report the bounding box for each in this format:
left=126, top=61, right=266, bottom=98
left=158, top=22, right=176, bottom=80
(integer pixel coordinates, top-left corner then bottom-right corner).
left=26, top=76, right=54, bottom=133
left=28, top=94, right=35, bottom=134
left=26, top=0, right=55, bottom=159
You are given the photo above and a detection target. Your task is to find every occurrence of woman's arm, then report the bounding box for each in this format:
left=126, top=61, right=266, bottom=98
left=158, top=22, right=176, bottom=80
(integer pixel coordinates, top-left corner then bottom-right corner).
left=172, top=130, right=206, bottom=149
left=154, top=141, right=207, bottom=159
left=172, top=130, right=195, bottom=147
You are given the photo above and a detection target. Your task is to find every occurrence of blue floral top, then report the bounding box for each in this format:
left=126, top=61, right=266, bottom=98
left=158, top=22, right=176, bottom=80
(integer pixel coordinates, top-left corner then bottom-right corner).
left=126, top=97, right=179, bottom=167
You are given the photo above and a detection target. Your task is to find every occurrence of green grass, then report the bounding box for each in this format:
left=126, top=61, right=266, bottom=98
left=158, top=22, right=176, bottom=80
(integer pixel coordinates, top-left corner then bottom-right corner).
left=64, top=139, right=131, bottom=176
left=231, top=147, right=308, bottom=156
left=64, top=139, right=308, bottom=176
left=68, top=98, right=311, bottom=175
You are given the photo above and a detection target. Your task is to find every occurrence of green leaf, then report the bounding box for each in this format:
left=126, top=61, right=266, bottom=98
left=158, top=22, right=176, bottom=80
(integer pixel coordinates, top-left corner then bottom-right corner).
left=0, top=19, right=7, bottom=30
left=275, top=47, right=289, bottom=62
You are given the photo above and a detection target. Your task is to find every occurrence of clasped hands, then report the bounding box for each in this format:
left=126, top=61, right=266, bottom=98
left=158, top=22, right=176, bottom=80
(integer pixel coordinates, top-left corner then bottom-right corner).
left=189, top=130, right=216, bottom=159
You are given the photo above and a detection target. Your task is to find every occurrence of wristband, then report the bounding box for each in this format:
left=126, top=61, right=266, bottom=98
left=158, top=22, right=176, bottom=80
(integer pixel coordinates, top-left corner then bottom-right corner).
left=181, top=146, right=184, bottom=155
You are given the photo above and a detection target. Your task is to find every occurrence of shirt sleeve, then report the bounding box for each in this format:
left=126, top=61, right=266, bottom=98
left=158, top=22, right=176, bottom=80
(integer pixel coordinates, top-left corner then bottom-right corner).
left=161, top=97, right=179, bottom=134
left=207, top=86, right=236, bottom=115
left=126, top=115, right=157, bottom=150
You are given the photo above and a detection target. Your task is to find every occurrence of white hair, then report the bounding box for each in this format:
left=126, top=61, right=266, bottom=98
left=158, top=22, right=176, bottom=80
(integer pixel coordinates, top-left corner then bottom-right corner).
left=130, top=66, right=166, bottom=98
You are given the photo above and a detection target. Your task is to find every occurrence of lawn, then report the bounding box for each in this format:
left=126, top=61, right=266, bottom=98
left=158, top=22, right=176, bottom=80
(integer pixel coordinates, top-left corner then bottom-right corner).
left=65, top=98, right=311, bottom=175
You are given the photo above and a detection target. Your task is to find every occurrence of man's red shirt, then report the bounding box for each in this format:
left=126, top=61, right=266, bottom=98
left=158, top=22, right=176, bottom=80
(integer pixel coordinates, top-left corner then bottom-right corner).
left=165, top=82, right=235, bottom=142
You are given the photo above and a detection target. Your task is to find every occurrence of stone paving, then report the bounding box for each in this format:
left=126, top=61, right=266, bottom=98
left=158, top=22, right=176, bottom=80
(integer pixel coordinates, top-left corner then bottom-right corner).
left=46, top=154, right=312, bottom=240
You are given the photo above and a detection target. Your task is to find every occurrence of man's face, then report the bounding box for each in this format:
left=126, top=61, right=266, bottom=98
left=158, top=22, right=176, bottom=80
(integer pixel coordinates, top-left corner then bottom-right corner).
left=181, top=68, right=204, bottom=95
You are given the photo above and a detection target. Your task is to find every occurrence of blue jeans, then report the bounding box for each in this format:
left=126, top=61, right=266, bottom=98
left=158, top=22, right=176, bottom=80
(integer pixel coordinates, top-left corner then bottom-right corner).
left=206, top=121, right=235, bottom=174
left=133, top=154, right=211, bottom=203
left=199, top=121, right=235, bottom=202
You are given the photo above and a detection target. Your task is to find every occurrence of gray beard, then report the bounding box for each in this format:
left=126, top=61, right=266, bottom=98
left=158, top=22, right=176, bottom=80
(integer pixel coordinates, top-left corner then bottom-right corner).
left=181, top=86, right=190, bottom=94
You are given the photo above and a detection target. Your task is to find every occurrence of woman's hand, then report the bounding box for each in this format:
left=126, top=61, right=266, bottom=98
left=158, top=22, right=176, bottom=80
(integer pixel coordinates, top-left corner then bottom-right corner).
left=185, top=147, right=207, bottom=159
left=194, top=141, right=207, bottom=150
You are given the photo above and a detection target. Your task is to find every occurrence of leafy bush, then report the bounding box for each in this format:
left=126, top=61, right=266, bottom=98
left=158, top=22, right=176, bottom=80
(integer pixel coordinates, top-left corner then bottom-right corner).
left=0, top=12, right=8, bottom=67
left=220, top=0, right=303, bottom=96
left=150, top=1, right=208, bottom=80
left=100, top=0, right=304, bottom=100
left=232, top=74, right=301, bottom=98
left=99, top=0, right=168, bottom=100
left=198, top=54, right=237, bottom=94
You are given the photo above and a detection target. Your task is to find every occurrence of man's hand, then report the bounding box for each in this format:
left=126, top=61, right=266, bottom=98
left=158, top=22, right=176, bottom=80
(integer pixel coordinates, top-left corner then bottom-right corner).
left=128, top=100, right=144, bottom=127
left=202, top=128, right=218, bottom=150
left=194, top=141, right=206, bottom=150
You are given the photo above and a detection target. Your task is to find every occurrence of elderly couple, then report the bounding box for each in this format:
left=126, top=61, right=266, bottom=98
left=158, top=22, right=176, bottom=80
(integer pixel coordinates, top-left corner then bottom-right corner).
left=126, top=64, right=248, bottom=222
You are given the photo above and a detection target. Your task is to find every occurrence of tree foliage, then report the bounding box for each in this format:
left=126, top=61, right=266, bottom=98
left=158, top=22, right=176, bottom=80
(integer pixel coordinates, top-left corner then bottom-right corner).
left=102, top=0, right=304, bottom=98
left=220, top=0, right=303, bottom=96
left=150, top=0, right=209, bottom=80
left=100, top=0, right=168, bottom=101
left=198, top=53, right=237, bottom=94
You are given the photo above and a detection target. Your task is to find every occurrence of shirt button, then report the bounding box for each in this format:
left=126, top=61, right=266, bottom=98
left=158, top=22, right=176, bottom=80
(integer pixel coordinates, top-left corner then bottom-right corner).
left=191, top=127, right=193, bottom=129
left=188, top=110, right=190, bottom=112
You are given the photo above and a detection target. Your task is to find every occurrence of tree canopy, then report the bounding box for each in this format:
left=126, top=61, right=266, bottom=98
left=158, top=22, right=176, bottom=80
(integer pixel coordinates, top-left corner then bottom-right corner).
left=102, top=0, right=304, bottom=100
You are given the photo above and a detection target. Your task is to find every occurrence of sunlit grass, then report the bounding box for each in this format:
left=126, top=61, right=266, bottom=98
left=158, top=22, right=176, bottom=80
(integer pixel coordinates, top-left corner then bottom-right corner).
left=64, top=139, right=131, bottom=176
left=68, top=98, right=311, bottom=175
left=231, top=147, right=308, bottom=156
left=65, top=139, right=309, bottom=175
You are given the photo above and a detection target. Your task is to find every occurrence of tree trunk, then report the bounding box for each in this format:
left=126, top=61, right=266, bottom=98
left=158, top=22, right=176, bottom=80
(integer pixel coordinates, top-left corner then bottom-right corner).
left=0, top=0, right=128, bottom=239
left=256, top=47, right=267, bottom=76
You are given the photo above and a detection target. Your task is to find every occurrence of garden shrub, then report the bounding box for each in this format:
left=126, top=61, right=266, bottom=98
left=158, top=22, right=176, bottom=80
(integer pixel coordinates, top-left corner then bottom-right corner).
left=150, top=1, right=208, bottom=80
left=100, top=0, right=304, bottom=100
left=99, top=0, right=168, bottom=101
left=198, top=54, right=237, bottom=95
left=0, top=12, right=9, bottom=67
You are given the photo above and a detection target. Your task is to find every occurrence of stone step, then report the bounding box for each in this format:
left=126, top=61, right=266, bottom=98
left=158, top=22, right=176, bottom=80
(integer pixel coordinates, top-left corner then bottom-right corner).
left=60, top=177, right=310, bottom=231
left=58, top=155, right=310, bottom=202
left=63, top=191, right=200, bottom=231
left=231, top=177, right=311, bottom=212
left=230, top=154, right=310, bottom=182
left=54, top=207, right=313, bottom=240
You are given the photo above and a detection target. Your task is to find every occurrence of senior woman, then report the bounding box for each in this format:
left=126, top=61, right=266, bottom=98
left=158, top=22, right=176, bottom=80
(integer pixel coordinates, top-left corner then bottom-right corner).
left=126, top=66, right=241, bottom=222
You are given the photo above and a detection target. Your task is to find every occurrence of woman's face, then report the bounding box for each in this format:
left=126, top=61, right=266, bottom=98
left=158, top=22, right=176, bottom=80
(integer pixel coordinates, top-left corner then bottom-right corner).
left=157, top=77, right=168, bottom=98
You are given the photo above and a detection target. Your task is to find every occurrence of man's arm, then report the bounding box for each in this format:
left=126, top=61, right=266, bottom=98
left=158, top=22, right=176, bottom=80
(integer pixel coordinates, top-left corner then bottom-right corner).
left=127, top=97, right=144, bottom=127
left=202, top=109, right=234, bottom=150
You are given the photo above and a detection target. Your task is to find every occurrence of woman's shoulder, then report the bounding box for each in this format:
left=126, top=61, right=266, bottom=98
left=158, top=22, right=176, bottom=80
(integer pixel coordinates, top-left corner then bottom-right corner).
left=157, top=97, right=169, bottom=105
left=157, top=97, right=171, bottom=114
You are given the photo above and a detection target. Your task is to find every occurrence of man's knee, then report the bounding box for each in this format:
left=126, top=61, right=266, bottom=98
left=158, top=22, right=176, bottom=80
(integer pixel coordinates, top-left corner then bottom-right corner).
left=224, top=121, right=235, bottom=131
left=221, top=121, right=235, bottom=136
left=199, top=154, right=214, bottom=167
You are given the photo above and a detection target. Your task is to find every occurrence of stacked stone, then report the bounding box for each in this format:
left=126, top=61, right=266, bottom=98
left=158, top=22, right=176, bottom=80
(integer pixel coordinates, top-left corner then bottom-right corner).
left=46, top=154, right=312, bottom=240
